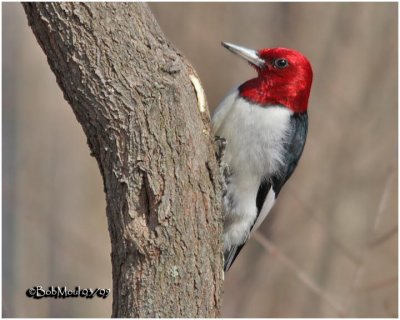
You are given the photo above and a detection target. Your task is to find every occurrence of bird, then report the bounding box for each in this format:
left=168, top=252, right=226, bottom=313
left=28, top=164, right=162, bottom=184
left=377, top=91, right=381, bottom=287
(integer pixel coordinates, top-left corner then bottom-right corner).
left=212, top=42, right=313, bottom=272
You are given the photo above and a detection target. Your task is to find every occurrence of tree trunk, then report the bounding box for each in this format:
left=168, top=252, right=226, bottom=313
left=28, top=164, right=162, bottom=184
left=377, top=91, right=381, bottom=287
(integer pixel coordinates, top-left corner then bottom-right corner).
left=22, top=2, right=223, bottom=317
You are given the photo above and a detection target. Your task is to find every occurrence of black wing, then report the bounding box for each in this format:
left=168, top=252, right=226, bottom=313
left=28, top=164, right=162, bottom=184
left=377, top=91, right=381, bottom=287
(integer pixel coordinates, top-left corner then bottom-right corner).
left=224, top=112, right=308, bottom=272
left=269, top=112, right=308, bottom=198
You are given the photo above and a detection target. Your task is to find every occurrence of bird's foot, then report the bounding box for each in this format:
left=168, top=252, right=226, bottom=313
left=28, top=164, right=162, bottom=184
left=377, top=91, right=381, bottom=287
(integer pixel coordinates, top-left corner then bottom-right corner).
left=214, top=136, right=231, bottom=196
left=214, top=136, right=227, bottom=163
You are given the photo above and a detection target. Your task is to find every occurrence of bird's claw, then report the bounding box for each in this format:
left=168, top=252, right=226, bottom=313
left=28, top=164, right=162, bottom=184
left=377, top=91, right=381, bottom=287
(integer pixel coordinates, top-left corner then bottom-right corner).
left=214, top=136, right=231, bottom=196
left=215, top=136, right=227, bottom=163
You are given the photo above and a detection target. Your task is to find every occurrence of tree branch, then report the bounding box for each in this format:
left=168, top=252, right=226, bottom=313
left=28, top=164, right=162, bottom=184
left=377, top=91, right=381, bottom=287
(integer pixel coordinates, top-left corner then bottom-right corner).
left=23, top=2, right=223, bottom=317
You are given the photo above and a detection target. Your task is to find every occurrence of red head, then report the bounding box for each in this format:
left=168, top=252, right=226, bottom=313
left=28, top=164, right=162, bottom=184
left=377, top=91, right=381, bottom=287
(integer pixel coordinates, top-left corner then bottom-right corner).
left=222, top=42, right=313, bottom=113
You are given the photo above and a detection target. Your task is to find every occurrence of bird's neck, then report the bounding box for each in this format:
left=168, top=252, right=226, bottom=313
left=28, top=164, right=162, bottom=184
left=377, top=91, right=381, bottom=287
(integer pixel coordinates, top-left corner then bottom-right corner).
left=238, top=77, right=309, bottom=113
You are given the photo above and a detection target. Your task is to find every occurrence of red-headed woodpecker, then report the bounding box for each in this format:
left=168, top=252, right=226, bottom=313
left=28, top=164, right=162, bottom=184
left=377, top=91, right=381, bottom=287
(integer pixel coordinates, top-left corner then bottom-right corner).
left=213, top=42, right=313, bottom=272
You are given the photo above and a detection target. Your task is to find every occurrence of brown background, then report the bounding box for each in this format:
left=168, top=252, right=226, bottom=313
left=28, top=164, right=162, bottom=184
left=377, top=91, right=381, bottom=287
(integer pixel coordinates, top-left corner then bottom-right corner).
left=3, top=2, right=397, bottom=317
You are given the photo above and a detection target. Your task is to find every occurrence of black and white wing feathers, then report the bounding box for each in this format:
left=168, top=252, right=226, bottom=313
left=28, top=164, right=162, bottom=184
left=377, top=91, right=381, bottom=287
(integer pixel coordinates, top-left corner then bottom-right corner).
left=224, top=112, right=308, bottom=272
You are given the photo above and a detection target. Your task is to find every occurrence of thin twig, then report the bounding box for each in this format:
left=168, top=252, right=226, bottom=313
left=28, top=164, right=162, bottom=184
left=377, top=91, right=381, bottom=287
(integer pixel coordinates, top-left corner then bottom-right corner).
left=253, top=232, right=346, bottom=316
left=354, top=275, right=398, bottom=293
left=369, top=226, right=397, bottom=248
left=343, top=168, right=395, bottom=313
left=287, top=186, right=361, bottom=265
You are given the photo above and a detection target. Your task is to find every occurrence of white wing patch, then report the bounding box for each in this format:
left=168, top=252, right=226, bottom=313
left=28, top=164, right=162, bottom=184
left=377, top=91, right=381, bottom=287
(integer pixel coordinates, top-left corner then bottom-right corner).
left=252, top=188, right=275, bottom=231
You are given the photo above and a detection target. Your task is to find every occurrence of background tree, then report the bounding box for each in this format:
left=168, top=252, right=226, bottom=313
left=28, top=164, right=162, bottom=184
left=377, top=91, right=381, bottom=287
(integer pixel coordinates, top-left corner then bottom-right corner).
left=22, top=2, right=223, bottom=317
left=3, top=2, right=397, bottom=317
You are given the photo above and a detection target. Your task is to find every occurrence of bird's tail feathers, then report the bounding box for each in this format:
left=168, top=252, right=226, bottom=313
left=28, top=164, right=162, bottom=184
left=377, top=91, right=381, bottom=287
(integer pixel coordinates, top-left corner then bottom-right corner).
left=224, top=243, right=245, bottom=272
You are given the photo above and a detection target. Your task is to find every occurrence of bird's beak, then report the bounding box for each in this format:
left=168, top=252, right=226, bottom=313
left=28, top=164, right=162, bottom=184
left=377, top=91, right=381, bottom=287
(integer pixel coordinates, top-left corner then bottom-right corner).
left=221, top=42, right=265, bottom=68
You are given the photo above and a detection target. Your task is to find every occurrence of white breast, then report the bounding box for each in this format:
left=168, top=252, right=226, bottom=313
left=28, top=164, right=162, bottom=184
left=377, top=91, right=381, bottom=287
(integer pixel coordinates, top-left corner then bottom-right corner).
left=212, top=89, right=293, bottom=250
left=213, top=89, right=293, bottom=178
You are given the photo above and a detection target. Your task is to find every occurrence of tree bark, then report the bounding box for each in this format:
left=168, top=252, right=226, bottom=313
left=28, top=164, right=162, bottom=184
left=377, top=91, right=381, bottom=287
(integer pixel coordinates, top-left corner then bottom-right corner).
left=23, top=2, right=223, bottom=317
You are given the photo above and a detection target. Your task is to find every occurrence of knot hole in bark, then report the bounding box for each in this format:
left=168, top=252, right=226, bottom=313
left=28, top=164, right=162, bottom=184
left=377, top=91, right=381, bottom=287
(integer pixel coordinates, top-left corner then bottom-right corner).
left=139, top=171, right=162, bottom=232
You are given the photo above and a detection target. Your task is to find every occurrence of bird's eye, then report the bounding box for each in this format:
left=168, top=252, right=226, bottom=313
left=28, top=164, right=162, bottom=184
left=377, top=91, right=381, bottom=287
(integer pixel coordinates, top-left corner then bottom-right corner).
left=274, top=58, right=289, bottom=69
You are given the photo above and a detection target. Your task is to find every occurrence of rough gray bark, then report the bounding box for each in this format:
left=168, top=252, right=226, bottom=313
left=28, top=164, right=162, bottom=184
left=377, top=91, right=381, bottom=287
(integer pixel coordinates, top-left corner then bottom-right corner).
left=23, top=2, right=223, bottom=317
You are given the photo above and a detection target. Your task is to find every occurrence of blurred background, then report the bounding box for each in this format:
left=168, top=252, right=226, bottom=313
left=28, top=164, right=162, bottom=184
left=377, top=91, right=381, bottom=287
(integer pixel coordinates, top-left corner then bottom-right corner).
left=3, top=2, right=397, bottom=317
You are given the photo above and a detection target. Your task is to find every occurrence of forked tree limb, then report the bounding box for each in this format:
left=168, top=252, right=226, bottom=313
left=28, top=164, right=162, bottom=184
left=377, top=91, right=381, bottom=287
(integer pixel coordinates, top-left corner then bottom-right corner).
left=23, top=2, right=223, bottom=317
